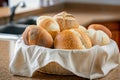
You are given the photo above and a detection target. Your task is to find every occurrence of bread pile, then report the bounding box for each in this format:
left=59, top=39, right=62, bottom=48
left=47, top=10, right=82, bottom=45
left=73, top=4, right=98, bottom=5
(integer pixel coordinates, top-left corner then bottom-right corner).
left=22, top=11, right=112, bottom=50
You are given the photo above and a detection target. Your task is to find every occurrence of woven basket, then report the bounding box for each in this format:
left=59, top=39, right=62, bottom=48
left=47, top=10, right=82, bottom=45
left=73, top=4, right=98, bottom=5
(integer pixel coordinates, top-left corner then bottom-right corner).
left=37, top=62, right=74, bottom=75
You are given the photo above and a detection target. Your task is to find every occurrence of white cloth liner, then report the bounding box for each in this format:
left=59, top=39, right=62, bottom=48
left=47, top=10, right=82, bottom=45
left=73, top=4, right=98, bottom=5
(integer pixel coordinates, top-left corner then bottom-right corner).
left=9, top=38, right=120, bottom=79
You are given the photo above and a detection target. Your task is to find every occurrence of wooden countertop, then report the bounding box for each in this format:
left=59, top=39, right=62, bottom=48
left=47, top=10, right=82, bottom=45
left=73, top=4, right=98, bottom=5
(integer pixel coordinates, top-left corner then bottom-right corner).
left=40, top=11, right=120, bottom=27
left=1, top=3, right=120, bottom=25
left=0, top=40, right=120, bottom=80
left=0, top=4, right=63, bottom=23
left=0, top=7, right=36, bottom=18
left=0, top=7, right=10, bottom=18
left=1, top=7, right=120, bottom=26
left=0, top=7, right=48, bottom=18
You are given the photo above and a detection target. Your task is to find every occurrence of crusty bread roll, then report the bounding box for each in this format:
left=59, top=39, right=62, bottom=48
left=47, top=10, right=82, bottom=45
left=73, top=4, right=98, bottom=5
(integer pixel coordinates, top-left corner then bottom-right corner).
left=36, top=16, right=60, bottom=39
left=22, top=25, right=32, bottom=45
left=87, top=29, right=110, bottom=46
left=22, top=25, right=53, bottom=48
left=53, top=11, right=79, bottom=31
left=38, top=62, right=74, bottom=75
left=54, top=29, right=92, bottom=49
left=78, top=25, right=87, bottom=33
left=88, top=24, right=112, bottom=38
left=70, top=29, right=92, bottom=48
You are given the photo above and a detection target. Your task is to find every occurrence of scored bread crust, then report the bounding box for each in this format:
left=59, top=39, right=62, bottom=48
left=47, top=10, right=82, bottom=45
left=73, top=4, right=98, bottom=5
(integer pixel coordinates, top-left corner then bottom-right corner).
left=54, top=30, right=84, bottom=49
left=53, top=11, right=79, bottom=31
left=88, top=24, right=112, bottom=38
left=22, top=25, right=53, bottom=48
left=22, top=25, right=34, bottom=45
left=87, top=29, right=110, bottom=46
left=37, top=16, right=60, bottom=39
left=54, top=29, right=92, bottom=49
left=70, top=29, right=92, bottom=48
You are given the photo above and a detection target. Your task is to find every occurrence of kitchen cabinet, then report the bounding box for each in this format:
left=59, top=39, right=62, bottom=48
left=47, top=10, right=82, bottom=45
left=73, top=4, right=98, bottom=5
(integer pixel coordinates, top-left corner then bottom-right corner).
left=0, top=0, right=8, bottom=7
left=0, top=18, right=5, bottom=25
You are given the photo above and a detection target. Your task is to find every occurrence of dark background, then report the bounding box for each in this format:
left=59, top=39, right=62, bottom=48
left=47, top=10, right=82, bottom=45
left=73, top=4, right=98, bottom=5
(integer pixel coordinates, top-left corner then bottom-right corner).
left=0, top=0, right=8, bottom=7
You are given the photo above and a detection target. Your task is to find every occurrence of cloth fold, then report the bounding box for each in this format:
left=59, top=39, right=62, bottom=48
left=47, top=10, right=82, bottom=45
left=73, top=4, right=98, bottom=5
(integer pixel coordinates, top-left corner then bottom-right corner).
left=9, top=38, right=120, bottom=79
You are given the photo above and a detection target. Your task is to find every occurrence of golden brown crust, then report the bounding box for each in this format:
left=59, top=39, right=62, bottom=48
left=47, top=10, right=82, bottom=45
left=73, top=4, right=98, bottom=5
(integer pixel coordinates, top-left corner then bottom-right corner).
left=53, top=11, right=79, bottom=31
left=37, top=27, right=53, bottom=48
left=88, top=24, right=112, bottom=38
left=22, top=25, right=35, bottom=45
left=22, top=25, right=53, bottom=48
left=48, top=31, right=59, bottom=39
left=54, top=29, right=92, bottom=50
left=54, top=30, right=83, bottom=49
left=37, top=17, right=53, bottom=29
left=72, top=29, right=92, bottom=48
left=28, top=26, right=39, bottom=45
left=37, top=16, right=60, bottom=39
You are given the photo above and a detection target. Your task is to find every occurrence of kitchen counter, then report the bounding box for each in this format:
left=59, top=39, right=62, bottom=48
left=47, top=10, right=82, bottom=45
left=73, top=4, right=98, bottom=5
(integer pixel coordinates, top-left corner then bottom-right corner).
left=0, top=4, right=63, bottom=25
left=1, top=3, right=120, bottom=25
left=0, top=40, right=120, bottom=80
left=0, top=3, right=120, bottom=80
left=42, top=11, right=120, bottom=26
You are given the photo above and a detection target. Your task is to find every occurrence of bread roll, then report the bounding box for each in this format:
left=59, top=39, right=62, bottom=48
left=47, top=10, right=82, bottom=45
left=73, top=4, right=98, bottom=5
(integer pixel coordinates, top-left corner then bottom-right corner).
left=37, top=16, right=60, bottom=39
left=53, top=11, right=79, bottom=31
left=22, top=25, right=32, bottom=45
left=88, top=24, right=112, bottom=38
left=78, top=25, right=87, bottom=33
left=87, top=29, right=110, bottom=46
left=54, top=29, right=92, bottom=49
left=22, top=25, right=53, bottom=48
left=70, top=29, right=92, bottom=48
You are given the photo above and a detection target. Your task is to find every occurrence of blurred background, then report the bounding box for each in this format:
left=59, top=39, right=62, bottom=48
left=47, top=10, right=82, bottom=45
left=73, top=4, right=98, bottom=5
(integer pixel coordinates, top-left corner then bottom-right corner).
left=1, top=0, right=120, bottom=7
left=0, top=0, right=120, bottom=80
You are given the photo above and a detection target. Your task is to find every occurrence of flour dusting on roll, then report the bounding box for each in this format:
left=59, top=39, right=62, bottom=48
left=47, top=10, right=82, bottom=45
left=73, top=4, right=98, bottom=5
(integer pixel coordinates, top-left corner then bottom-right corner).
left=88, top=24, right=112, bottom=38
left=78, top=25, right=87, bottom=33
left=54, top=29, right=92, bottom=49
left=53, top=11, right=79, bottom=31
left=94, top=30, right=110, bottom=46
left=70, top=29, right=92, bottom=48
left=37, top=16, right=60, bottom=39
left=22, top=12, right=113, bottom=49
left=22, top=25, right=53, bottom=48
left=87, top=28, right=110, bottom=46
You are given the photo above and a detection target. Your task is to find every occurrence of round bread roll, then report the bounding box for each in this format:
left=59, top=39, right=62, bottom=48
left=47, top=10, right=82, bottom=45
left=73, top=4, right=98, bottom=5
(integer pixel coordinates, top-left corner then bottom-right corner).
left=78, top=25, right=87, bottom=33
left=54, top=29, right=92, bottom=49
left=88, top=24, right=112, bottom=38
left=36, top=16, right=60, bottom=39
left=22, top=25, right=32, bottom=45
left=87, top=29, right=110, bottom=46
left=22, top=25, right=53, bottom=48
left=53, top=11, right=79, bottom=31
left=70, top=29, right=92, bottom=48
